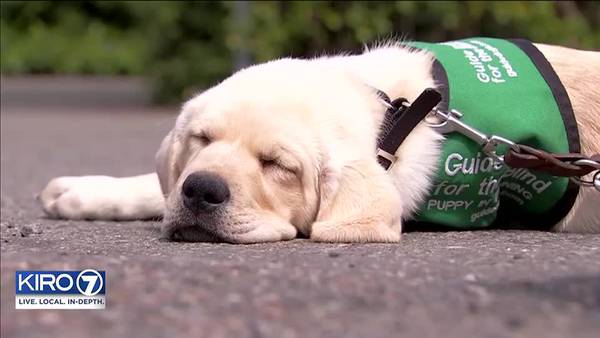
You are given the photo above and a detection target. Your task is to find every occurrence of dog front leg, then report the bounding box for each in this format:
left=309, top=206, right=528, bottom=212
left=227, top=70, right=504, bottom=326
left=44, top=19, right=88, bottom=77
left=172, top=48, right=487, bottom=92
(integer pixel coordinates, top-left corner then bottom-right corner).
left=310, top=160, right=402, bottom=243
left=38, top=173, right=164, bottom=220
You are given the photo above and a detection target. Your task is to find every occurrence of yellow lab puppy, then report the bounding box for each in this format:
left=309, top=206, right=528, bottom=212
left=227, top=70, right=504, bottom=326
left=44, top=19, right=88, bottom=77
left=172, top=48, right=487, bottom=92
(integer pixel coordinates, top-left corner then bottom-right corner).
left=39, top=40, right=600, bottom=243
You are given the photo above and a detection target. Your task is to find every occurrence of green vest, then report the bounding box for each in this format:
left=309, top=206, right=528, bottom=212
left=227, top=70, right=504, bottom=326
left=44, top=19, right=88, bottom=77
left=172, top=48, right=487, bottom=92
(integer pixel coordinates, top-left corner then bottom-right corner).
left=410, top=38, right=580, bottom=229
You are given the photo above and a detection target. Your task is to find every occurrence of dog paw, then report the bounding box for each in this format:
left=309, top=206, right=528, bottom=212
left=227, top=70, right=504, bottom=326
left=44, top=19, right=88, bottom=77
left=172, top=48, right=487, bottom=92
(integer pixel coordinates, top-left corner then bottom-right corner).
left=38, top=176, right=122, bottom=220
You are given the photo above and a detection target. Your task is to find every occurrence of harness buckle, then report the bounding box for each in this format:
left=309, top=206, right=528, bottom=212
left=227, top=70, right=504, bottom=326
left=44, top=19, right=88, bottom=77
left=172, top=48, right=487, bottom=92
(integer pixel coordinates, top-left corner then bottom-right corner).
left=376, top=148, right=398, bottom=172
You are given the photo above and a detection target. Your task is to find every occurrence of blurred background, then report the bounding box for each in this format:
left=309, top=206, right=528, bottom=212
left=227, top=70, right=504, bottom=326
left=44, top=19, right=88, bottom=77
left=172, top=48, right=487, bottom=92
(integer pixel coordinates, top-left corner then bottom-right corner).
left=1, top=0, right=599, bottom=103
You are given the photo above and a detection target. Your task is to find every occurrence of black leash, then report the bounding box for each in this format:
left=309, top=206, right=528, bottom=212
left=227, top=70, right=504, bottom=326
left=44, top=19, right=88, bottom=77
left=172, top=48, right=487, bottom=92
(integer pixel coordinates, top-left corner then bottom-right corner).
left=376, top=88, right=442, bottom=170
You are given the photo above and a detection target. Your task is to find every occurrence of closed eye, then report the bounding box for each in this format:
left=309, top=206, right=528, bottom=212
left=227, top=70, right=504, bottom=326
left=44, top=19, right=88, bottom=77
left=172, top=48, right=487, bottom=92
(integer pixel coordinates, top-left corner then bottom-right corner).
left=259, top=156, right=296, bottom=174
left=260, top=158, right=277, bottom=167
left=191, top=132, right=212, bottom=145
left=260, top=157, right=282, bottom=169
left=259, top=146, right=301, bottom=177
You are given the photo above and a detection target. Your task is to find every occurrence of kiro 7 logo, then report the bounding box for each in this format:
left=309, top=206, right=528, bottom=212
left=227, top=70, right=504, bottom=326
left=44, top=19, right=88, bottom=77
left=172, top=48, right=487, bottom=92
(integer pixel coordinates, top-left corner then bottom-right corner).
left=76, top=269, right=104, bottom=296
left=15, top=270, right=106, bottom=309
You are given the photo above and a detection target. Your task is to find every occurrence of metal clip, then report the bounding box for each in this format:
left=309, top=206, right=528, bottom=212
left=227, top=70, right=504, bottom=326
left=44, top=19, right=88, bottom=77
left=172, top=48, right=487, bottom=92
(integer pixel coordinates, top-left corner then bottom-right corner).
left=427, top=108, right=519, bottom=162
left=570, top=159, right=600, bottom=192
left=428, top=109, right=489, bottom=145
left=482, top=135, right=520, bottom=162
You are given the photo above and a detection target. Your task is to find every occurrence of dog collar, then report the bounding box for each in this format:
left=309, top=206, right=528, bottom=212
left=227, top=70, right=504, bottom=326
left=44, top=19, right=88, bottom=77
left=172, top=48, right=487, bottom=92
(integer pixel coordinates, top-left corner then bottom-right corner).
left=376, top=88, right=441, bottom=170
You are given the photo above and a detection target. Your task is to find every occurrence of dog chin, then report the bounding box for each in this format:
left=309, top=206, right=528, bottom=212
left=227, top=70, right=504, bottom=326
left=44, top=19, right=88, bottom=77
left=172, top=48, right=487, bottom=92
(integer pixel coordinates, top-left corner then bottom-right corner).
left=161, top=206, right=220, bottom=242
left=165, top=225, right=222, bottom=242
left=161, top=207, right=299, bottom=243
left=162, top=219, right=253, bottom=243
left=160, top=207, right=260, bottom=243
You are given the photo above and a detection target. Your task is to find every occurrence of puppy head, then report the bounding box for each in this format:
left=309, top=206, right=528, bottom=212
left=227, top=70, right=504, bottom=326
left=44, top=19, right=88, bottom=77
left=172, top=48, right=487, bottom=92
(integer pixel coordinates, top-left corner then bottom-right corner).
left=156, top=44, right=440, bottom=243
left=156, top=58, right=387, bottom=243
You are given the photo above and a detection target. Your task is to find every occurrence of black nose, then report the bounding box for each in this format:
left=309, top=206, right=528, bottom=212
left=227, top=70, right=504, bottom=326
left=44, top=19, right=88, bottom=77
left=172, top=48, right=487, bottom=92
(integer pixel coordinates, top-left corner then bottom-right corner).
left=181, top=171, right=230, bottom=213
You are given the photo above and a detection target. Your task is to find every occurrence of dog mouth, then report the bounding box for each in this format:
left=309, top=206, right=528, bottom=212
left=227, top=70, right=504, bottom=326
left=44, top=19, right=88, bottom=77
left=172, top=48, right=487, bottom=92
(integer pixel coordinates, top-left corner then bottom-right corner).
left=162, top=216, right=256, bottom=243
left=166, top=226, right=223, bottom=243
left=162, top=204, right=232, bottom=242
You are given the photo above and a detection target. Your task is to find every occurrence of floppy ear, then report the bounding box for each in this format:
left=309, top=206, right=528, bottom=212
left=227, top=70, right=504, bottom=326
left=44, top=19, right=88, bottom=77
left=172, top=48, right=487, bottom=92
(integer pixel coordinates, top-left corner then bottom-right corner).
left=155, top=130, right=182, bottom=195
left=311, top=158, right=402, bottom=243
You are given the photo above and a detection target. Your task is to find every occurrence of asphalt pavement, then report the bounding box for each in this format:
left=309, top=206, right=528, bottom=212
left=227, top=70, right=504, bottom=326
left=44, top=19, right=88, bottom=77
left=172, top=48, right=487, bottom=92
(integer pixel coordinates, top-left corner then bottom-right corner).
left=1, top=77, right=599, bottom=338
